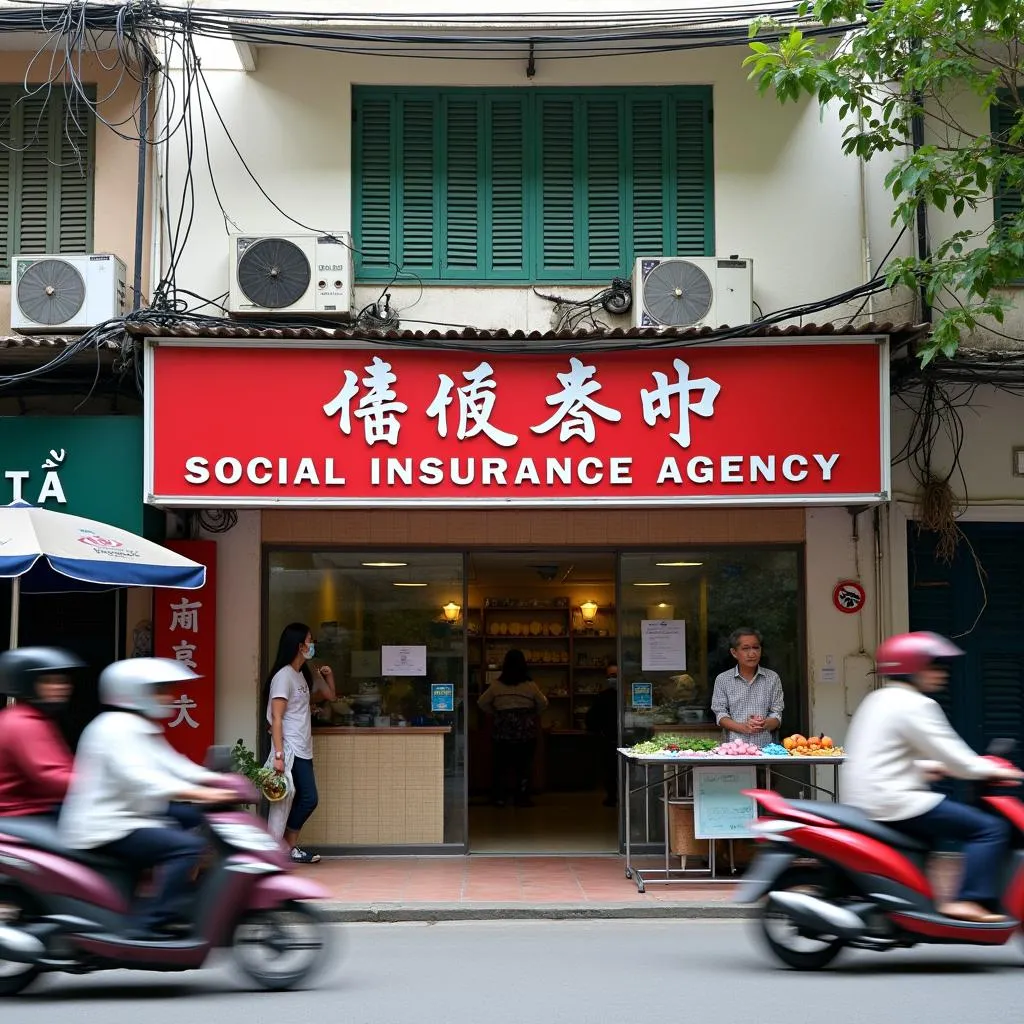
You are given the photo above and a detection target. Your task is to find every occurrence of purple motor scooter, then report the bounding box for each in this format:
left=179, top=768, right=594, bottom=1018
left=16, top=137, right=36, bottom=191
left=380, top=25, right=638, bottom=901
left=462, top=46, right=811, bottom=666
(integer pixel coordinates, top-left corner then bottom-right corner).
left=0, top=755, right=331, bottom=995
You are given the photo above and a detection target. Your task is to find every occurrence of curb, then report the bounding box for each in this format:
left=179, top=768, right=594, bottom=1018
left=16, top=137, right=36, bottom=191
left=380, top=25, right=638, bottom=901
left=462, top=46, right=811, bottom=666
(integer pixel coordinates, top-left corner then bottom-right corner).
left=318, top=901, right=756, bottom=923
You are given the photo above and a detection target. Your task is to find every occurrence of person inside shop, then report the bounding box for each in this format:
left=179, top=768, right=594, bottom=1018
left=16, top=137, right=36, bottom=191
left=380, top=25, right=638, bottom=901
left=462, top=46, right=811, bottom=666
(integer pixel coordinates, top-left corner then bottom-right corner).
left=264, top=621, right=336, bottom=863
left=59, top=658, right=236, bottom=939
left=585, top=662, right=620, bottom=807
left=844, top=631, right=1024, bottom=924
left=478, top=648, right=549, bottom=808
left=0, top=647, right=83, bottom=817
left=710, top=627, right=784, bottom=748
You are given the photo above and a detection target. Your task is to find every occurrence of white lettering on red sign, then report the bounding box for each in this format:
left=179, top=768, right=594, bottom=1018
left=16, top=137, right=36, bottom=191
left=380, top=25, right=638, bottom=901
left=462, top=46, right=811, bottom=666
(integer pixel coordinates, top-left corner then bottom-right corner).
left=531, top=357, right=622, bottom=444
left=426, top=361, right=518, bottom=447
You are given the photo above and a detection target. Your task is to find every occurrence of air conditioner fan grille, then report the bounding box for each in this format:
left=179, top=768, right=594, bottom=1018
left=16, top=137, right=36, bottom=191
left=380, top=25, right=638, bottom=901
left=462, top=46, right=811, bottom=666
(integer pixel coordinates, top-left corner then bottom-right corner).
left=17, top=258, right=87, bottom=325
left=236, top=237, right=312, bottom=309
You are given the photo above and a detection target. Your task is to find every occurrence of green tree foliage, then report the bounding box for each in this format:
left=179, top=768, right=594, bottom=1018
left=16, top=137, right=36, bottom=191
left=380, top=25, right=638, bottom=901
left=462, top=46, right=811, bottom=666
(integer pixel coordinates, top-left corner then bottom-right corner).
left=745, top=0, right=1024, bottom=363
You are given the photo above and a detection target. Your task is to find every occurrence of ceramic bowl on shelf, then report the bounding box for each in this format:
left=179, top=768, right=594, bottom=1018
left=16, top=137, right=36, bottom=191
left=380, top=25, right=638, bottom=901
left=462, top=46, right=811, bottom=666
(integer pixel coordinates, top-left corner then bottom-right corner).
left=548, top=622, right=563, bottom=635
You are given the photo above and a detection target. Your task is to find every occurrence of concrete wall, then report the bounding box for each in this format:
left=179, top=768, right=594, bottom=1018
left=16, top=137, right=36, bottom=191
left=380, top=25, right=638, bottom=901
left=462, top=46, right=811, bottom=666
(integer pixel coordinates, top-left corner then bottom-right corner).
left=161, top=43, right=878, bottom=332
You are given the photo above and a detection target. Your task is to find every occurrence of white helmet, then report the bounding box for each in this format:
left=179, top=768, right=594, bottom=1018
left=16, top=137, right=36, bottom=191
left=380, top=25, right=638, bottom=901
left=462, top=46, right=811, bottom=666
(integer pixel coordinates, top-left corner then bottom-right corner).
left=100, top=657, right=200, bottom=721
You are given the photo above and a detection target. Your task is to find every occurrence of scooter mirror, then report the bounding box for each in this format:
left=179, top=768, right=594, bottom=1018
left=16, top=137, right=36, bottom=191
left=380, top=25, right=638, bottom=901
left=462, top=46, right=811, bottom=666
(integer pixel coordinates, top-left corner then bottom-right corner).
left=204, top=744, right=234, bottom=773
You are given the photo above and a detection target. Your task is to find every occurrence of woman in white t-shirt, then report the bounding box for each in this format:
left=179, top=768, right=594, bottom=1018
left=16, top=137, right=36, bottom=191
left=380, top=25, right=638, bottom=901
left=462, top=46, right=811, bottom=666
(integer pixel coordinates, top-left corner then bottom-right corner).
left=264, top=622, right=335, bottom=863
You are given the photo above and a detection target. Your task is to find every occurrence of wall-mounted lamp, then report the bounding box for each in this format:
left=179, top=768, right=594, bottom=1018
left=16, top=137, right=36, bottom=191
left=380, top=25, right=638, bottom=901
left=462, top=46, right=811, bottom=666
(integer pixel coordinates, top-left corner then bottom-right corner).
left=580, top=600, right=599, bottom=622
left=442, top=602, right=462, bottom=624
left=1013, top=447, right=1024, bottom=477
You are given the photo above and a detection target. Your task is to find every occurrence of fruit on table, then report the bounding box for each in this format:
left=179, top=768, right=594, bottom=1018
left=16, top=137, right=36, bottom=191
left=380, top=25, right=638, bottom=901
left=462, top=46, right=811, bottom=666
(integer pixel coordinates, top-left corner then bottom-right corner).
left=714, top=740, right=762, bottom=756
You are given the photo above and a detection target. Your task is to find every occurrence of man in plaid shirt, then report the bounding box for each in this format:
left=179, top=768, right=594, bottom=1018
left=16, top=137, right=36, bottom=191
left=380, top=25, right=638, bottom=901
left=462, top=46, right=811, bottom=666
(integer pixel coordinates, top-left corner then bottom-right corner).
left=711, top=627, right=784, bottom=748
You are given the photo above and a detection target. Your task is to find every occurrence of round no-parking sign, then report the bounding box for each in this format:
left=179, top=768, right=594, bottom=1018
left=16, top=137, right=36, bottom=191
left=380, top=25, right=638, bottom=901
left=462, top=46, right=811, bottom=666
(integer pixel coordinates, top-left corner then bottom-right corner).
left=833, top=580, right=865, bottom=614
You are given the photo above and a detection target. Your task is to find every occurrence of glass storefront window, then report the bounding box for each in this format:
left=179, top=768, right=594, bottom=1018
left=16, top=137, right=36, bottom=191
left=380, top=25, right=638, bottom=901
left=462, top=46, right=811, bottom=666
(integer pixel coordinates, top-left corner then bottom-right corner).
left=618, top=548, right=803, bottom=847
left=266, top=550, right=466, bottom=848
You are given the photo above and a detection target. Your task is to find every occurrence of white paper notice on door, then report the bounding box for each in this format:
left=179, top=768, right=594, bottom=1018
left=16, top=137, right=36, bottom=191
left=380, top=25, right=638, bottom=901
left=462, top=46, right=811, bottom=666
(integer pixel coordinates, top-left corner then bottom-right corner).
left=640, top=619, right=687, bottom=672
left=381, top=645, right=428, bottom=677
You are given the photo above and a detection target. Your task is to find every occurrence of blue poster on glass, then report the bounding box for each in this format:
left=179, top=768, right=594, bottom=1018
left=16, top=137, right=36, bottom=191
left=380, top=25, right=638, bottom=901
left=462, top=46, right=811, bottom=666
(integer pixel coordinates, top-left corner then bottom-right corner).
left=431, top=683, right=455, bottom=713
left=631, top=681, right=653, bottom=709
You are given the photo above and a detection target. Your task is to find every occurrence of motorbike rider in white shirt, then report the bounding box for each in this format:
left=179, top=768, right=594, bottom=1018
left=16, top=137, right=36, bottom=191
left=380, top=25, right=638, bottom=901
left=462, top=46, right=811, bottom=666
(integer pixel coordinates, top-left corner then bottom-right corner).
left=844, top=632, right=1024, bottom=924
left=59, top=658, right=235, bottom=939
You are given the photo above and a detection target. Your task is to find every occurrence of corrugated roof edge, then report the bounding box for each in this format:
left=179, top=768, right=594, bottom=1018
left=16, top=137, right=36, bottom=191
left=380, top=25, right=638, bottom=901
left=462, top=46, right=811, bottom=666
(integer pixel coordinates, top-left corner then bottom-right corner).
left=126, top=320, right=929, bottom=345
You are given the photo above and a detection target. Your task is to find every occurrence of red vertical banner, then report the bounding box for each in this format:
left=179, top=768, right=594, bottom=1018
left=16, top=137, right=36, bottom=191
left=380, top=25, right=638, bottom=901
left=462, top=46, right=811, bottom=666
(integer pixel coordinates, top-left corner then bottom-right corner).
left=152, top=539, right=217, bottom=763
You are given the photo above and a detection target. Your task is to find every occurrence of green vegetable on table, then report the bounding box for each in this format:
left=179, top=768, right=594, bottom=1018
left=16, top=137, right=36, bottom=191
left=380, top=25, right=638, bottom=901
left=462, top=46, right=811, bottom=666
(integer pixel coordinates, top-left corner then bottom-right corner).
left=629, top=735, right=719, bottom=754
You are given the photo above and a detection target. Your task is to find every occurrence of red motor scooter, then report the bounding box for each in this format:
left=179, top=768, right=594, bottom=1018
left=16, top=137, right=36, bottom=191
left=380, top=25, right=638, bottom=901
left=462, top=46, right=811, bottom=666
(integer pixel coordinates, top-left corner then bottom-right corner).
left=0, top=757, right=331, bottom=995
left=738, top=743, right=1024, bottom=970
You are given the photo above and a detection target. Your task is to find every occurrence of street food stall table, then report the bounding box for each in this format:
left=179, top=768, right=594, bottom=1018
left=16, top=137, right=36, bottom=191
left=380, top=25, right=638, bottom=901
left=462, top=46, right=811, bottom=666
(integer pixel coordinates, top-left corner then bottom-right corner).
left=618, top=749, right=846, bottom=892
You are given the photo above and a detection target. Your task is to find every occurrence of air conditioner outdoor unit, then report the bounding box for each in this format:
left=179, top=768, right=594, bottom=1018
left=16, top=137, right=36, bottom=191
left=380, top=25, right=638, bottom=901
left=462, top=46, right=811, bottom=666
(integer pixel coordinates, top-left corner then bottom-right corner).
left=11, top=253, right=128, bottom=333
left=228, top=232, right=353, bottom=316
left=633, top=256, right=753, bottom=329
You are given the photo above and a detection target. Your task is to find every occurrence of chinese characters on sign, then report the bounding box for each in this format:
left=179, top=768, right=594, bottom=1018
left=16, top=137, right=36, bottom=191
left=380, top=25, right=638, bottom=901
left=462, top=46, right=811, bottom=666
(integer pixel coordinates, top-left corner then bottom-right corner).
left=326, top=355, right=703, bottom=449
left=151, top=342, right=886, bottom=504
left=152, top=540, right=217, bottom=762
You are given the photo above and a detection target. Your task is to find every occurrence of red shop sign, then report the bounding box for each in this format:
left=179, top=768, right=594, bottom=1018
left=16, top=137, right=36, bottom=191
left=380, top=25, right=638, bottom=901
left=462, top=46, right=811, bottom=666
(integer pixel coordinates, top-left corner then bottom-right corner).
left=145, top=340, right=889, bottom=507
left=152, top=539, right=217, bottom=762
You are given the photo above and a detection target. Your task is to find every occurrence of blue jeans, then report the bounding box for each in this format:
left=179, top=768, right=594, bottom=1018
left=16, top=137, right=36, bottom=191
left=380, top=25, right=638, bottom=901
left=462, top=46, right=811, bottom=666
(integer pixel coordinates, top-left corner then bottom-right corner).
left=285, top=756, right=319, bottom=833
left=100, top=826, right=206, bottom=930
left=894, top=797, right=1010, bottom=903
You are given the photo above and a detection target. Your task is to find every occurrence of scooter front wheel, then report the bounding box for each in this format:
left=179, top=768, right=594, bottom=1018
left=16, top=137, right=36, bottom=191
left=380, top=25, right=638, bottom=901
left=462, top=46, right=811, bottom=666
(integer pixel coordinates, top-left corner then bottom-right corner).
left=232, top=900, right=331, bottom=991
left=758, top=866, right=846, bottom=971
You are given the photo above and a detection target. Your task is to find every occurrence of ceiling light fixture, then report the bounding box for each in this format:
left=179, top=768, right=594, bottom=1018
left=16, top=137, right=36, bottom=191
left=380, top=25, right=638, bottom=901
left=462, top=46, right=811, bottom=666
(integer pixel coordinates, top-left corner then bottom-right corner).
left=580, top=600, right=599, bottom=622
left=362, top=561, right=408, bottom=567
left=633, top=581, right=671, bottom=587
left=655, top=561, right=703, bottom=567
left=442, top=602, right=462, bottom=623
left=393, top=582, right=428, bottom=587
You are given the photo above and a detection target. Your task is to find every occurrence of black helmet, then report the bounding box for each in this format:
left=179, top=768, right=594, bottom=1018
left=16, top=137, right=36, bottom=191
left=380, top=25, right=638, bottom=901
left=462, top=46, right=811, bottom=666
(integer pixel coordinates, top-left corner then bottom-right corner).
left=0, top=647, right=84, bottom=701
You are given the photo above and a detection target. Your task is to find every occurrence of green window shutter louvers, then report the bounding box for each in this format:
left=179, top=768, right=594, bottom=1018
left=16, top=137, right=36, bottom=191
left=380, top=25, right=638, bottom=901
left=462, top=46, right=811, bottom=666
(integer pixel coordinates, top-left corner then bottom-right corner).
left=485, top=95, right=528, bottom=279
left=353, top=85, right=713, bottom=284
left=0, top=86, right=95, bottom=284
left=673, top=94, right=714, bottom=257
left=353, top=95, right=397, bottom=273
left=442, top=94, right=483, bottom=276
left=582, top=95, right=624, bottom=276
left=398, top=96, right=438, bottom=274
left=0, top=94, right=12, bottom=274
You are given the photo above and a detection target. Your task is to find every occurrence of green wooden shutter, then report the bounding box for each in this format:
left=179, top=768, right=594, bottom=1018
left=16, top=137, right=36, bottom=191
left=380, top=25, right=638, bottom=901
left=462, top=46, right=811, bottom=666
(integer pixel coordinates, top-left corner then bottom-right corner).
left=0, top=87, right=95, bottom=283
left=536, top=95, right=579, bottom=276
left=992, top=100, right=1022, bottom=222
left=0, top=93, right=11, bottom=275
left=629, top=97, right=669, bottom=258
left=55, top=91, right=93, bottom=252
left=582, top=95, right=624, bottom=276
left=16, top=94, right=53, bottom=255
left=398, top=96, right=438, bottom=274
left=354, top=95, right=396, bottom=274
left=442, top=95, right=482, bottom=276
left=673, top=94, right=713, bottom=257
left=485, top=95, right=527, bottom=279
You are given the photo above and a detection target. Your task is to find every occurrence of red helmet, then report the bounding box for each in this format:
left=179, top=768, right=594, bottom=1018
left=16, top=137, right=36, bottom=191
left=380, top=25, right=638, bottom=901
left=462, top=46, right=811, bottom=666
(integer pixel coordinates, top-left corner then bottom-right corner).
left=874, top=632, right=963, bottom=678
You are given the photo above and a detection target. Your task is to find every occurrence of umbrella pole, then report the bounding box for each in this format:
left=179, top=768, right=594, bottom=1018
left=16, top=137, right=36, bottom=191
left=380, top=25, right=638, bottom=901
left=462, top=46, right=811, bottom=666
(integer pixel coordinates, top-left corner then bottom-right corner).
left=9, top=575, right=19, bottom=651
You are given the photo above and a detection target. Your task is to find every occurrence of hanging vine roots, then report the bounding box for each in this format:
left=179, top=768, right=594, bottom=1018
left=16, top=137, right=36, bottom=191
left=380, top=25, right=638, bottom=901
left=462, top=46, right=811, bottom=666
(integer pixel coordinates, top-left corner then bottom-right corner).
left=917, top=474, right=961, bottom=563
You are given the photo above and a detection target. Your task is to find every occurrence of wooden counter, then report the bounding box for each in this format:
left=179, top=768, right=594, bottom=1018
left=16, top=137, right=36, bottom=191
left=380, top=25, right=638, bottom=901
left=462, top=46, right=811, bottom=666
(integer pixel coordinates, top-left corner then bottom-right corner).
left=301, top=726, right=452, bottom=847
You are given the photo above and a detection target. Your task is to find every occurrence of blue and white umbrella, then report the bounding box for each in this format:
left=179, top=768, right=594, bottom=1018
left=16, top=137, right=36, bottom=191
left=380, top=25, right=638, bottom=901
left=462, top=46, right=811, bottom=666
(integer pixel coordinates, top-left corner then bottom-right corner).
left=1, top=501, right=206, bottom=650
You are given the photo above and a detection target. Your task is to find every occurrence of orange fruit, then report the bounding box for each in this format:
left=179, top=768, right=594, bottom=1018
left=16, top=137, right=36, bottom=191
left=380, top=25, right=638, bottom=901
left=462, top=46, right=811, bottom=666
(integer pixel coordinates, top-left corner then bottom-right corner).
left=791, top=734, right=807, bottom=747
left=821, top=736, right=834, bottom=749
left=783, top=736, right=796, bottom=750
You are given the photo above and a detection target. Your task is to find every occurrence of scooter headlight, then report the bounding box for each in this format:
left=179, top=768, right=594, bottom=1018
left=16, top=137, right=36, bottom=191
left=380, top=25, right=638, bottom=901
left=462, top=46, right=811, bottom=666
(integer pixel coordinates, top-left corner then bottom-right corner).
left=210, top=822, right=283, bottom=853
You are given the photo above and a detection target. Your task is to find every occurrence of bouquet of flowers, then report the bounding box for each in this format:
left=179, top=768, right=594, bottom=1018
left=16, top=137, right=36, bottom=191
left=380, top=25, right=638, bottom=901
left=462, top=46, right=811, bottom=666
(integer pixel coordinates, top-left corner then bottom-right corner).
left=230, top=739, right=290, bottom=802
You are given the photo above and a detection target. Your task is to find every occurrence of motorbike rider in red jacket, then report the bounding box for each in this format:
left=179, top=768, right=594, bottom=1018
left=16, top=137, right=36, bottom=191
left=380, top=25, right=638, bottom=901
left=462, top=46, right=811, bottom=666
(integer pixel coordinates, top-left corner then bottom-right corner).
left=0, top=647, right=83, bottom=817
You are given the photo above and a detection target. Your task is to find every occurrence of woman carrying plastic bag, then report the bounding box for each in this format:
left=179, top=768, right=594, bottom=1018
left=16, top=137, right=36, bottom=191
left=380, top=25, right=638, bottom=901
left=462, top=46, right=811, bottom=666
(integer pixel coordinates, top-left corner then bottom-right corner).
left=262, top=622, right=335, bottom=863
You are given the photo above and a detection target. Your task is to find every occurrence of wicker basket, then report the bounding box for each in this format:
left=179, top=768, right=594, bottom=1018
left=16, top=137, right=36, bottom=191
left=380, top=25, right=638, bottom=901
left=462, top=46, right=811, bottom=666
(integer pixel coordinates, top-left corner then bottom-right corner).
left=668, top=802, right=710, bottom=857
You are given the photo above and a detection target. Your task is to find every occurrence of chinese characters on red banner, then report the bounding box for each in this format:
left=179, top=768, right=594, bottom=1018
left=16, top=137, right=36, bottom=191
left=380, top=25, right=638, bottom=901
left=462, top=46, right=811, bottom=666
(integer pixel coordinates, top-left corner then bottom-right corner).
left=153, top=539, right=217, bottom=763
left=148, top=342, right=886, bottom=504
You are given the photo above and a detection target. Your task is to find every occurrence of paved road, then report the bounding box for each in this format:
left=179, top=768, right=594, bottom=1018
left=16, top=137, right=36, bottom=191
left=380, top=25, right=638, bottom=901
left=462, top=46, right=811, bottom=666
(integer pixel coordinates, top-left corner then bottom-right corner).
left=7, top=920, right=1024, bottom=1023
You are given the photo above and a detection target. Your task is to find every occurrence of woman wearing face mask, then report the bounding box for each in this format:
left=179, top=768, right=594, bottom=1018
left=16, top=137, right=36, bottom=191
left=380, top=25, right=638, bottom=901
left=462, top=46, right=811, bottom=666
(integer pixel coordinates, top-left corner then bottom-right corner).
left=264, top=622, right=335, bottom=863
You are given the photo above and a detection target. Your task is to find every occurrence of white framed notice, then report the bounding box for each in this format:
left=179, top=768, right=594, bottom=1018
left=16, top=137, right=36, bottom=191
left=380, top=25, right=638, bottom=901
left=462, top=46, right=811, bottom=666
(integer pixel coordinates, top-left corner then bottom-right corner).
left=692, top=766, right=758, bottom=839
left=640, top=618, right=687, bottom=671
left=381, top=645, right=427, bottom=677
